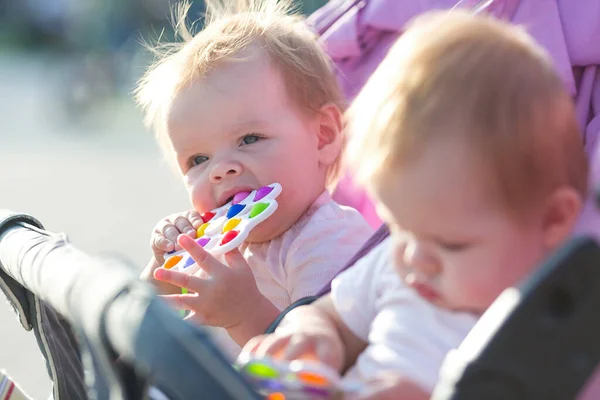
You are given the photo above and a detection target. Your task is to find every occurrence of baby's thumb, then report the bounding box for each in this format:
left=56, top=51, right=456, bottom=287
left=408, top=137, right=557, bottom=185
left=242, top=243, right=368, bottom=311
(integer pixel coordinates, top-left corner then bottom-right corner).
left=153, top=250, right=165, bottom=265
left=141, top=259, right=181, bottom=295
left=153, top=236, right=176, bottom=264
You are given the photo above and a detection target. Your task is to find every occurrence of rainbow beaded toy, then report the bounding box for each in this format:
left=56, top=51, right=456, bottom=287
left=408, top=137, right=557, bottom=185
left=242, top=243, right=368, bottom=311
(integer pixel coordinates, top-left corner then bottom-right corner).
left=236, top=353, right=362, bottom=399
left=161, top=183, right=282, bottom=274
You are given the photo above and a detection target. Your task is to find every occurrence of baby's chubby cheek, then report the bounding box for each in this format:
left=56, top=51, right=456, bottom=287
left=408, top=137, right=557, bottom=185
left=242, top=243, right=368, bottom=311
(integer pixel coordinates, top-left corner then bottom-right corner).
left=464, top=285, right=502, bottom=311
left=187, top=183, right=216, bottom=214
left=456, top=276, right=517, bottom=311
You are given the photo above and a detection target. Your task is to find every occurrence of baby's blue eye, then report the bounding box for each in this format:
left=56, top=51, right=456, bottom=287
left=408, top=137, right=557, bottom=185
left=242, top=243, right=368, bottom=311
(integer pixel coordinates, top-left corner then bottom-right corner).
left=241, top=134, right=261, bottom=145
left=191, top=155, right=209, bottom=166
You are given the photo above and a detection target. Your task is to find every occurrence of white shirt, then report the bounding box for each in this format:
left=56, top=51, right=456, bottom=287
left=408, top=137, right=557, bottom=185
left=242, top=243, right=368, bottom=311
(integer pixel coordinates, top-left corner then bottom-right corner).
left=331, top=237, right=478, bottom=393
left=209, top=191, right=373, bottom=358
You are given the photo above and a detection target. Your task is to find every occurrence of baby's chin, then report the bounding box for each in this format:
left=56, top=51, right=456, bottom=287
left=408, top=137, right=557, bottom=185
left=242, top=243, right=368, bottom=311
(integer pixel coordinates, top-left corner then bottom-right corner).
left=434, top=298, right=484, bottom=316
left=244, top=217, right=292, bottom=243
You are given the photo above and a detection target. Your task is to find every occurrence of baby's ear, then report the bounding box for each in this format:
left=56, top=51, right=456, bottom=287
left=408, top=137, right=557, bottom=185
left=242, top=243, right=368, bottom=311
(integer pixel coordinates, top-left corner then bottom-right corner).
left=316, top=103, right=344, bottom=167
left=542, top=187, right=583, bottom=250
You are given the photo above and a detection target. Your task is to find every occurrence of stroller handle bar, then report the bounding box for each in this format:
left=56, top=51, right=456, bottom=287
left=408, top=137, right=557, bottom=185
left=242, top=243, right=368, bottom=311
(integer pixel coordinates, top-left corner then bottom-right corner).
left=0, top=217, right=260, bottom=400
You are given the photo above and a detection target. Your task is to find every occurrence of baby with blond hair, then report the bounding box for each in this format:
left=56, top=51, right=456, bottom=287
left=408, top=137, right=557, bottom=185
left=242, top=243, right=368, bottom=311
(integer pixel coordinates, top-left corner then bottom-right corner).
left=243, top=9, right=588, bottom=399
left=135, top=0, right=372, bottom=358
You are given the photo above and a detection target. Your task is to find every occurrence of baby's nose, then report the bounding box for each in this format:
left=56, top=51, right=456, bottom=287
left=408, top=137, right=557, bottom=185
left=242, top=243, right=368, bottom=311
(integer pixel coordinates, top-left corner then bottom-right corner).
left=403, top=241, right=439, bottom=277
left=209, top=161, right=242, bottom=183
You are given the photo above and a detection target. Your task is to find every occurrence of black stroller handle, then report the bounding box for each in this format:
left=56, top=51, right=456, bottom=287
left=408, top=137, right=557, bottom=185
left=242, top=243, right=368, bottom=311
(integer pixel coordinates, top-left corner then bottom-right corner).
left=0, top=216, right=260, bottom=400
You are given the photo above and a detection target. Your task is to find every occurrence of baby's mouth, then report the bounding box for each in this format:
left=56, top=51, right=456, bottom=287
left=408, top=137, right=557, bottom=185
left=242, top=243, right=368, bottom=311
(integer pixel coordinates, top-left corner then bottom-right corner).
left=404, top=273, right=441, bottom=302
left=411, top=282, right=441, bottom=302
left=219, top=196, right=234, bottom=207
left=217, top=188, right=253, bottom=208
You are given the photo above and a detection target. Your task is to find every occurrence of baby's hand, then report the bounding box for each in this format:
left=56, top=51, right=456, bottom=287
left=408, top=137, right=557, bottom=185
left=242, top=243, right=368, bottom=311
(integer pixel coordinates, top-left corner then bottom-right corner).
left=150, top=210, right=204, bottom=265
left=240, top=307, right=345, bottom=372
left=155, top=234, right=279, bottom=343
left=140, top=210, right=203, bottom=295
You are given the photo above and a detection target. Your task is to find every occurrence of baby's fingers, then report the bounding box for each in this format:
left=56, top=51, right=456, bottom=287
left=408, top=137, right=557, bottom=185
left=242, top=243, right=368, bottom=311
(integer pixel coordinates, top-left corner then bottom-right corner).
left=186, top=210, right=204, bottom=229
left=241, top=334, right=269, bottom=356
left=251, top=334, right=292, bottom=359
left=153, top=234, right=175, bottom=253
left=286, top=335, right=341, bottom=369
left=172, top=215, right=197, bottom=238
left=284, top=335, right=319, bottom=361
left=155, top=220, right=183, bottom=244
left=151, top=234, right=174, bottom=264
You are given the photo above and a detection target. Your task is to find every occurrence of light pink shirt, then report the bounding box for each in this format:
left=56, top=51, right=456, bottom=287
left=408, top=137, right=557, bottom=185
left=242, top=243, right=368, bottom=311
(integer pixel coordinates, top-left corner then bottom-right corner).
left=211, top=191, right=374, bottom=357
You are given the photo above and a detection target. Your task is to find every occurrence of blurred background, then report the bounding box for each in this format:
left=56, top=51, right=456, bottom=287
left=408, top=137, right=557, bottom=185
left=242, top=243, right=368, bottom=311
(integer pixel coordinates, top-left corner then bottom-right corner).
left=0, top=0, right=326, bottom=398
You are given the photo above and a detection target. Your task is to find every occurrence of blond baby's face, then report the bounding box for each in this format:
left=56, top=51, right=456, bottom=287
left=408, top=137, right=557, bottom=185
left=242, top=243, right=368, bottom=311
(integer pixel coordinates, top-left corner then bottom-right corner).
left=376, top=137, right=548, bottom=314
left=165, top=49, right=336, bottom=242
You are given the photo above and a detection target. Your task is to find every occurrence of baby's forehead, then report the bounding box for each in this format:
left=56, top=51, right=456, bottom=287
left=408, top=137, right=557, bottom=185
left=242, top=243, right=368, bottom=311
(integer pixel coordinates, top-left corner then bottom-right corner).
left=178, top=50, right=289, bottom=98
left=166, top=57, right=292, bottom=124
left=376, top=144, right=505, bottom=218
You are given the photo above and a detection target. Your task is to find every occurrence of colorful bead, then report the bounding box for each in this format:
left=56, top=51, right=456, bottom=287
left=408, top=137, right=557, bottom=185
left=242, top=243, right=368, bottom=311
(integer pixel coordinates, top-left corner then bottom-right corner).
left=223, top=218, right=241, bottom=233
left=233, top=191, right=251, bottom=204
left=221, top=230, right=239, bottom=245
left=163, top=255, right=182, bottom=269
left=250, top=202, right=269, bottom=218
left=302, top=386, right=330, bottom=396
left=245, top=362, right=279, bottom=379
left=297, top=371, right=329, bottom=387
left=183, top=256, right=196, bottom=268
left=168, top=184, right=280, bottom=263
left=263, top=380, right=286, bottom=391
left=254, top=186, right=274, bottom=201
left=196, top=237, right=210, bottom=247
left=227, top=204, right=245, bottom=218
left=196, top=223, right=209, bottom=238
left=200, top=212, right=215, bottom=223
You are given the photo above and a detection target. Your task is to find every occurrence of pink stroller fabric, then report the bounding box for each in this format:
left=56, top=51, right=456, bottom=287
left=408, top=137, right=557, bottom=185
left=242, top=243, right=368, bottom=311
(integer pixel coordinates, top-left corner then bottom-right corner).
left=309, top=0, right=600, bottom=228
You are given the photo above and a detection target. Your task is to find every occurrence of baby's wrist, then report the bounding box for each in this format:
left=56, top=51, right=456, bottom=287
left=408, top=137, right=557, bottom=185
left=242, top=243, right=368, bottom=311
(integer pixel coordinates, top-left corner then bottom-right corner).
left=228, top=296, right=280, bottom=346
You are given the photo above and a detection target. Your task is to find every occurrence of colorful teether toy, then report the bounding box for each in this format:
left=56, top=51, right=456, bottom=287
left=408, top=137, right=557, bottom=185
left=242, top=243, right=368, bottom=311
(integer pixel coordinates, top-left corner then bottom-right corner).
left=236, top=353, right=363, bottom=399
left=161, top=183, right=282, bottom=274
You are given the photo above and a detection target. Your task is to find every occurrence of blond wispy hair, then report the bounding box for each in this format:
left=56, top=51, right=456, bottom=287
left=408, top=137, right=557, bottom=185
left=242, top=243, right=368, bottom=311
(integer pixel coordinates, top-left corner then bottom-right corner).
left=347, top=10, right=588, bottom=217
left=135, top=0, right=345, bottom=187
